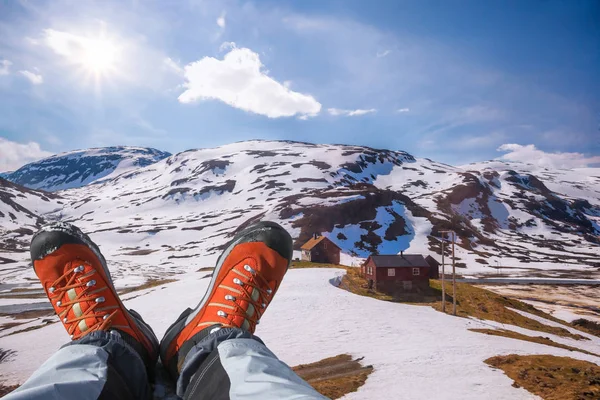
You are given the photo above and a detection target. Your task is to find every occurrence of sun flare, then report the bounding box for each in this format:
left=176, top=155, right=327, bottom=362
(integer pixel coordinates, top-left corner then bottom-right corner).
left=81, top=38, right=118, bottom=75
left=44, top=28, right=122, bottom=84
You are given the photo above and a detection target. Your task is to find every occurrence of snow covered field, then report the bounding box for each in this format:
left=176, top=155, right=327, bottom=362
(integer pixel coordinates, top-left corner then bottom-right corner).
left=1, top=268, right=599, bottom=399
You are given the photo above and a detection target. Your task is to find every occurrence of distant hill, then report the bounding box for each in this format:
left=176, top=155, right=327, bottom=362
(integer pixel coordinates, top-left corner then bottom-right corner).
left=1, top=140, right=599, bottom=283
left=3, top=146, right=171, bottom=191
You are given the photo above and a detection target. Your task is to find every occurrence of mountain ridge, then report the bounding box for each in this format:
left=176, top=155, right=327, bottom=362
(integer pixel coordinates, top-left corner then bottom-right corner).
left=3, top=146, right=171, bottom=191
left=1, top=140, right=598, bottom=284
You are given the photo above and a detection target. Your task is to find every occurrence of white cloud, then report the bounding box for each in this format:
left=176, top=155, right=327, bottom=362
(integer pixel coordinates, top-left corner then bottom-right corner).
left=42, top=28, right=121, bottom=76
left=217, top=12, right=226, bottom=28
left=44, top=29, right=84, bottom=58
left=164, top=57, right=184, bottom=76
left=19, top=70, right=43, bottom=85
left=376, top=50, right=391, bottom=58
left=0, top=59, right=12, bottom=75
left=328, top=108, right=377, bottom=117
left=497, top=144, right=600, bottom=169
left=25, top=37, right=40, bottom=46
left=0, top=138, right=53, bottom=171
left=178, top=46, right=322, bottom=118
left=219, top=41, right=236, bottom=52
left=397, top=108, right=410, bottom=113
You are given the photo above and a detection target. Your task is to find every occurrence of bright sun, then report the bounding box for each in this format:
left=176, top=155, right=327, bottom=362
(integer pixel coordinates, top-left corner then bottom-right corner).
left=81, top=38, right=118, bottom=74
left=80, top=37, right=118, bottom=76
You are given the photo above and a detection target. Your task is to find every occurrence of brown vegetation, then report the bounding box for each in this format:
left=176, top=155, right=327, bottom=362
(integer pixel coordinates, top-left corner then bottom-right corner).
left=572, top=319, right=600, bottom=338
left=8, top=319, right=55, bottom=336
left=0, top=385, right=19, bottom=397
left=340, top=268, right=585, bottom=340
left=485, top=354, right=600, bottom=400
left=292, top=354, right=373, bottom=399
left=118, top=278, right=177, bottom=295
left=0, top=309, right=54, bottom=320
left=470, top=329, right=599, bottom=357
left=428, top=280, right=586, bottom=340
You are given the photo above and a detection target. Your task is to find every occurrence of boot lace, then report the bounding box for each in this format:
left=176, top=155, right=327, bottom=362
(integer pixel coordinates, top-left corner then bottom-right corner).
left=202, top=263, right=273, bottom=331
left=48, top=260, right=119, bottom=340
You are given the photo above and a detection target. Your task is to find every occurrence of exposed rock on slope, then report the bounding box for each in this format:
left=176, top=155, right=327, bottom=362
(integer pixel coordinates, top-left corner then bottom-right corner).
left=1, top=141, right=599, bottom=283
left=4, top=146, right=170, bottom=191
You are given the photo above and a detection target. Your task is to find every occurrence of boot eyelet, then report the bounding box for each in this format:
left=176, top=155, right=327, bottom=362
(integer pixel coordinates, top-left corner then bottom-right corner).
left=243, top=264, right=255, bottom=274
left=233, top=278, right=243, bottom=285
left=74, top=265, right=85, bottom=273
left=95, top=297, right=105, bottom=303
left=86, top=280, right=96, bottom=287
left=48, top=287, right=55, bottom=293
left=217, top=310, right=228, bottom=317
left=56, top=301, right=62, bottom=307
left=225, top=294, right=236, bottom=301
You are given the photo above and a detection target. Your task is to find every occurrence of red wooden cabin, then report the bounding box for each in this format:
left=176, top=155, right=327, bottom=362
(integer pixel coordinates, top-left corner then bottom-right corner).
left=362, top=253, right=433, bottom=293
left=301, top=234, right=341, bottom=264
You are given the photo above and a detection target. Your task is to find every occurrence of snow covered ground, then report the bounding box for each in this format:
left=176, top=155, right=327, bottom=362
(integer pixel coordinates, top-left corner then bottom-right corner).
left=1, top=268, right=598, bottom=399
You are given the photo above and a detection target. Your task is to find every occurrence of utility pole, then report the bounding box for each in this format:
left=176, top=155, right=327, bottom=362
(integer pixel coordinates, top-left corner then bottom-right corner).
left=441, top=233, right=446, bottom=313
left=439, top=230, right=457, bottom=315
left=452, top=231, right=457, bottom=316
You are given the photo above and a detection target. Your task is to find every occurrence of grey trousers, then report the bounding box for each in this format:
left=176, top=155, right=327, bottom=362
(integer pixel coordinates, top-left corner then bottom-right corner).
left=5, top=329, right=327, bottom=400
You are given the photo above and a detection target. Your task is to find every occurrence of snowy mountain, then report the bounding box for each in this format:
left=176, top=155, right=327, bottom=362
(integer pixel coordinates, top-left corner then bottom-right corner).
left=4, top=146, right=171, bottom=191
left=1, top=140, right=599, bottom=284
left=1, top=140, right=600, bottom=399
left=0, top=178, right=62, bottom=233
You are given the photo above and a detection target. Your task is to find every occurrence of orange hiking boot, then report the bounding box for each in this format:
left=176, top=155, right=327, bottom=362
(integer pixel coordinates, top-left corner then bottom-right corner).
left=30, top=222, right=159, bottom=372
left=160, top=221, right=292, bottom=378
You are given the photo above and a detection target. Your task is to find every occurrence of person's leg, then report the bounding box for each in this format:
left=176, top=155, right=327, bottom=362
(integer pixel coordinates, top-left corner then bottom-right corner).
left=160, top=221, right=327, bottom=399
left=5, top=222, right=159, bottom=400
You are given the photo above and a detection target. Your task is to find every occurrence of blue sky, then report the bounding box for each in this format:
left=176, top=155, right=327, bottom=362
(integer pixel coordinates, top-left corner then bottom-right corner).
left=0, top=0, right=598, bottom=171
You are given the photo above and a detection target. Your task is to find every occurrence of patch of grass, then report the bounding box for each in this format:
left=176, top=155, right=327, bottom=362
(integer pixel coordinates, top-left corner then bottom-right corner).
left=0, top=309, right=54, bottom=320
left=428, top=280, right=585, bottom=340
left=340, top=271, right=585, bottom=341
left=292, top=354, right=373, bottom=399
left=0, top=287, right=46, bottom=299
left=0, top=384, right=19, bottom=397
left=485, top=354, right=600, bottom=400
left=118, top=279, right=177, bottom=295
left=572, top=319, right=600, bottom=338
left=0, top=322, right=22, bottom=331
left=340, top=267, right=394, bottom=302
left=196, top=267, right=214, bottom=272
left=122, top=249, right=159, bottom=256
left=470, top=329, right=600, bottom=357
left=290, top=260, right=349, bottom=270
left=7, top=319, right=55, bottom=336
left=0, top=348, right=16, bottom=363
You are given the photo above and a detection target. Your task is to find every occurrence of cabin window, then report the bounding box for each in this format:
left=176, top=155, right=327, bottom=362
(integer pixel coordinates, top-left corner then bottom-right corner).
left=367, top=266, right=372, bottom=275
left=412, top=268, right=420, bottom=276
left=387, top=268, right=395, bottom=277
left=324, top=242, right=327, bottom=249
